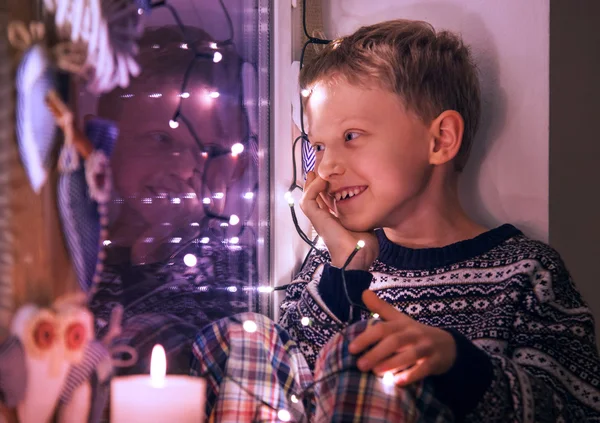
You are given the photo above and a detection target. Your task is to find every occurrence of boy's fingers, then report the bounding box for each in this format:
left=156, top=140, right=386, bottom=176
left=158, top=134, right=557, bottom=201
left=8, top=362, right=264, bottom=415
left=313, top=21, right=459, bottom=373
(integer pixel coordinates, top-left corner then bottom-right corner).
left=315, top=195, right=327, bottom=210
left=302, top=173, right=327, bottom=202
left=319, top=191, right=335, bottom=212
left=362, top=291, right=411, bottom=323
left=372, top=343, right=421, bottom=375
left=355, top=332, right=414, bottom=372
left=349, top=322, right=399, bottom=355
left=395, top=359, right=431, bottom=387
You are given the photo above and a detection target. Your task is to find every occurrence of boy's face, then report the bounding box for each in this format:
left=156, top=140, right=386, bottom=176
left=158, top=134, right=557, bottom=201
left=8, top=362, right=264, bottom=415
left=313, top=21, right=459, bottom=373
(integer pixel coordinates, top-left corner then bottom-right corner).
left=99, top=67, right=245, bottom=245
left=305, top=79, right=434, bottom=232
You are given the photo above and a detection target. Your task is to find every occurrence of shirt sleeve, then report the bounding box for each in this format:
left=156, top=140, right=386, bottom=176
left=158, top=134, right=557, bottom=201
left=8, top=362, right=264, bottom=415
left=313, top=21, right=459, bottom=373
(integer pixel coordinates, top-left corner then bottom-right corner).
left=277, top=248, right=372, bottom=368
left=317, top=263, right=373, bottom=322
left=463, top=249, right=600, bottom=422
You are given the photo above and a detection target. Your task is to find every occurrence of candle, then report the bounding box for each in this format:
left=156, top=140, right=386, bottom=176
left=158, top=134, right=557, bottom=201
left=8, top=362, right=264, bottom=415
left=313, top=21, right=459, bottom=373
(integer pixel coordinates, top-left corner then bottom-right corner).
left=111, top=345, right=206, bottom=422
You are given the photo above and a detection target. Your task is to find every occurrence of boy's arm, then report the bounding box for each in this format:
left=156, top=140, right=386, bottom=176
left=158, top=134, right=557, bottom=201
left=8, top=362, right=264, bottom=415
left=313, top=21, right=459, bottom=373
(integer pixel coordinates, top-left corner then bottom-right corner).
left=277, top=245, right=373, bottom=322
left=461, top=250, right=600, bottom=422
left=276, top=248, right=372, bottom=368
left=276, top=248, right=327, bottom=323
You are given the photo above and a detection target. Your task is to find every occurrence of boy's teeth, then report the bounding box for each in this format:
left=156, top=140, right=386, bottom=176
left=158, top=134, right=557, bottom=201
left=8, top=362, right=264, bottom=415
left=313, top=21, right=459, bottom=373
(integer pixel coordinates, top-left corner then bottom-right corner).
left=334, top=187, right=365, bottom=201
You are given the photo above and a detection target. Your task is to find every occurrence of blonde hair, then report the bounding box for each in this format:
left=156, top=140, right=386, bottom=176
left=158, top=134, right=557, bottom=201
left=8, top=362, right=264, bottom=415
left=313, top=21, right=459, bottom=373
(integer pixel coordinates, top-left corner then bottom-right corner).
left=299, top=19, right=481, bottom=171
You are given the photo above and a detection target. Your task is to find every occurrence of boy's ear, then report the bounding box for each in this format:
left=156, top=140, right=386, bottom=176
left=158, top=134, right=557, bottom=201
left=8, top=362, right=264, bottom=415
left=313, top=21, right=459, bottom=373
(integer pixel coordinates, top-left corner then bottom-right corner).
left=428, top=110, right=464, bottom=166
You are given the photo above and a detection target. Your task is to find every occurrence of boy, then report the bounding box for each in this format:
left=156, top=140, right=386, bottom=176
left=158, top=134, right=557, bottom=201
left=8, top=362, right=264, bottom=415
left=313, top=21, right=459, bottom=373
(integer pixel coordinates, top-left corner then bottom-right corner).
left=89, top=25, right=252, bottom=374
left=97, top=25, right=247, bottom=266
left=191, top=19, right=600, bottom=421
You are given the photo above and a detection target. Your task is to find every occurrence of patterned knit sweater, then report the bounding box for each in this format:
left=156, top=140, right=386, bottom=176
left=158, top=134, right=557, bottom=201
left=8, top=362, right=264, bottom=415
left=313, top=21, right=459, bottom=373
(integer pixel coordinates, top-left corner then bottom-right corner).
left=278, top=224, right=600, bottom=422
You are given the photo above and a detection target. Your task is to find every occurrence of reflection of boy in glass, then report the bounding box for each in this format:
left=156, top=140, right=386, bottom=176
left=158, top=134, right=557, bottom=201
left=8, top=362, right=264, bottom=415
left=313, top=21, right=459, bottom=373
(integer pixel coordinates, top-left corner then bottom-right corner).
left=89, top=26, right=253, bottom=374
left=98, top=26, right=248, bottom=266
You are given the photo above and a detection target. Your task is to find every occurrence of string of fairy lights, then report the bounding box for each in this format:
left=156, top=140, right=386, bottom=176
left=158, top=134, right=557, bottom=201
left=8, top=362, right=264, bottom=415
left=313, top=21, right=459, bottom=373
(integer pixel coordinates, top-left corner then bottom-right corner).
left=107, top=1, right=394, bottom=421
left=108, top=0, right=261, bottom=277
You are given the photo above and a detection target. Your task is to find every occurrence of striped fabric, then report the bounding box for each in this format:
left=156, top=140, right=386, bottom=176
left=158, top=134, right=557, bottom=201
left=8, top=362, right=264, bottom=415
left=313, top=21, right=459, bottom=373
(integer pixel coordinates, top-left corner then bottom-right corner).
left=58, top=341, right=112, bottom=423
left=58, top=118, right=118, bottom=292
left=0, top=335, right=26, bottom=407
left=301, top=136, right=315, bottom=178
left=58, top=341, right=112, bottom=405
left=190, top=312, right=452, bottom=422
left=15, top=45, right=57, bottom=193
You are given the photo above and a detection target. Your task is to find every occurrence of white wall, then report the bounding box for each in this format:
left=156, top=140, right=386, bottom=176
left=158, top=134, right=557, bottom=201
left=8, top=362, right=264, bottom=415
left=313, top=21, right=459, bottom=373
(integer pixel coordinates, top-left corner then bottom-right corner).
left=321, top=0, right=550, bottom=242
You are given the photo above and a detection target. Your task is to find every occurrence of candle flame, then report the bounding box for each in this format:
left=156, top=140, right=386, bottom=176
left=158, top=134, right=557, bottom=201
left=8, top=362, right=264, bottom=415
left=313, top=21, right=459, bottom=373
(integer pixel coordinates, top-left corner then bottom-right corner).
left=150, top=344, right=167, bottom=387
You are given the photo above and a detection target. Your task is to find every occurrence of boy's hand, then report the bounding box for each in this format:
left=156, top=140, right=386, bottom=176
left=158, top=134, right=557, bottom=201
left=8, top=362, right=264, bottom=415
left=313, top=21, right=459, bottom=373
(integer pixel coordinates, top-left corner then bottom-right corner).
left=349, top=291, right=457, bottom=386
left=300, top=171, right=378, bottom=270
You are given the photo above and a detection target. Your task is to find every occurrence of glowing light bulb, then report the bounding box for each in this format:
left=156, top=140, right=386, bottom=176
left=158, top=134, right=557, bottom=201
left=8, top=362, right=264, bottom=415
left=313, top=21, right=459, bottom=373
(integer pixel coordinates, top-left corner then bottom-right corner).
left=180, top=43, right=188, bottom=49
left=290, top=395, right=299, bottom=404
left=103, top=240, right=112, bottom=246
left=171, top=237, right=182, bottom=244
left=229, top=214, right=240, bottom=225
left=243, top=192, right=254, bottom=200
left=149, top=93, right=162, bottom=98
left=230, top=237, right=239, bottom=244
left=278, top=409, right=291, bottom=422
left=200, top=237, right=210, bottom=244
left=179, top=92, right=190, bottom=99
left=213, top=192, right=225, bottom=199
left=150, top=345, right=166, bottom=387
left=372, top=313, right=380, bottom=319
left=213, top=52, right=223, bottom=63
left=171, top=197, right=181, bottom=204
left=210, top=42, right=218, bottom=49
left=357, top=240, right=366, bottom=249
left=137, top=8, right=144, bottom=15
left=301, top=317, right=310, bottom=326
left=301, top=88, right=310, bottom=97
left=227, top=286, right=238, bottom=293
left=243, top=320, right=257, bottom=333
left=382, top=371, right=395, bottom=387
left=284, top=191, right=294, bottom=206
left=257, top=286, right=274, bottom=293
left=183, top=254, right=197, bottom=267
left=209, top=91, right=220, bottom=99
left=203, top=197, right=211, bottom=205
left=231, top=143, right=244, bottom=156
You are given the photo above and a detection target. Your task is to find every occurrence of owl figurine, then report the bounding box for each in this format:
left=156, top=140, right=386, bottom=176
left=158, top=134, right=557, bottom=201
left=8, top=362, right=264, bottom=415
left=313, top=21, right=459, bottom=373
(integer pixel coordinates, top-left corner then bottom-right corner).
left=4, top=295, right=112, bottom=423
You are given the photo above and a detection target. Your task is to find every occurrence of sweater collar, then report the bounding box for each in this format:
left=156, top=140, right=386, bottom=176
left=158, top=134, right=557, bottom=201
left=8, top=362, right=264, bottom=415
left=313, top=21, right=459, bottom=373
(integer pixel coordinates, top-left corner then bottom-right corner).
left=376, top=224, right=522, bottom=270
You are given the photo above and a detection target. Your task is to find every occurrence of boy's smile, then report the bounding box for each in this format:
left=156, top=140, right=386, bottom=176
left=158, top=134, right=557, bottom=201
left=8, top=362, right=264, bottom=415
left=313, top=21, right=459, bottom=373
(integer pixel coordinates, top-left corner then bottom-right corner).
left=328, top=185, right=368, bottom=202
left=304, top=78, right=434, bottom=233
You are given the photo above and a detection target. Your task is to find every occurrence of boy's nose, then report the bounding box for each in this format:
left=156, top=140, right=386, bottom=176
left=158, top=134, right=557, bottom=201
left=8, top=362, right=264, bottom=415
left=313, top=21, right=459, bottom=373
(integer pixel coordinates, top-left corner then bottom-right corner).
left=170, top=147, right=201, bottom=180
left=317, top=151, right=345, bottom=180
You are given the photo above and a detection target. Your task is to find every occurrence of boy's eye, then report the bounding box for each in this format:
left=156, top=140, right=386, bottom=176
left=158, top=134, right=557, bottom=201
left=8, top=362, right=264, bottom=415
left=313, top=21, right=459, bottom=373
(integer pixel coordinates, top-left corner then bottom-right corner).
left=344, top=132, right=360, bottom=142
left=311, top=144, right=324, bottom=153
left=149, top=131, right=174, bottom=146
